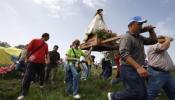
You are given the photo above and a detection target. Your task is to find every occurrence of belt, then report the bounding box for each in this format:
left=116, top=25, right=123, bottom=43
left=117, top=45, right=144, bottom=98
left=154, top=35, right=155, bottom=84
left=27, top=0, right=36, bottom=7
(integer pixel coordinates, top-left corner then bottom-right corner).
left=150, top=66, right=169, bottom=72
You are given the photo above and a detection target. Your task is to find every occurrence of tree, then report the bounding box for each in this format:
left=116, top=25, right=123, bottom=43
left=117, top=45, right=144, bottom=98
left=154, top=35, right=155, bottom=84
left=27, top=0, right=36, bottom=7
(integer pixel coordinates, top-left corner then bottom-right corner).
left=0, top=41, right=11, bottom=47
left=15, top=45, right=26, bottom=49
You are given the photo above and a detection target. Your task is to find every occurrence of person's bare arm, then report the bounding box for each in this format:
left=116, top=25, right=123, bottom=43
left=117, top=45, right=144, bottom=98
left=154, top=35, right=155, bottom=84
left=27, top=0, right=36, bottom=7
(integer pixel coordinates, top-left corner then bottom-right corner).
left=45, top=53, right=50, bottom=64
left=142, top=25, right=157, bottom=45
left=160, top=37, right=173, bottom=50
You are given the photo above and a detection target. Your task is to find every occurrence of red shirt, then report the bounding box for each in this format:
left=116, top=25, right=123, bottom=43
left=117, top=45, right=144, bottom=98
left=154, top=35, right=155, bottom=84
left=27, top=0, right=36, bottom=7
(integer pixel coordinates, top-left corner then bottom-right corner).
left=115, top=55, right=121, bottom=70
left=115, top=55, right=121, bottom=76
left=115, top=55, right=120, bottom=68
left=27, top=39, right=48, bottom=64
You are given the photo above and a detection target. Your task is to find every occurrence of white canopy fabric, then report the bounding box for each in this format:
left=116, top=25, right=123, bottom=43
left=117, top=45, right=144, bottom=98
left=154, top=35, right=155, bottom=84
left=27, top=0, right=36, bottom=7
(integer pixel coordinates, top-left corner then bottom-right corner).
left=85, top=14, right=108, bottom=34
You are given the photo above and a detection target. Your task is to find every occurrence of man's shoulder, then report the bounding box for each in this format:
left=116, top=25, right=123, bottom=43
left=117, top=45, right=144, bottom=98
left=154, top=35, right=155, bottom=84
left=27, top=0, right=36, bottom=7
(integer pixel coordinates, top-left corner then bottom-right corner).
left=122, top=32, right=133, bottom=38
left=120, top=33, right=133, bottom=43
left=148, top=43, right=159, bottom=51
left=73, top=48, right=82, bottom=52
left=31, top=38, right=40, bottom=41
left=31, top=39, right=47, bottom=44
left=149, top=43, right=159, bottom=48
left=66, top=48, right=72, bottom=53
left=67, top=48, right=72, bottom=51
left=49, top=51, right=59, bottom=54
left=49, top=51, right=53, bottom=53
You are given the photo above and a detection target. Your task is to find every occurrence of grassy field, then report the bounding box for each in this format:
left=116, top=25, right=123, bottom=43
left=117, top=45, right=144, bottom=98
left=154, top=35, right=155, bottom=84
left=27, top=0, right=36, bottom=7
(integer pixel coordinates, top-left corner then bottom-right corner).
left=0, top=67, right=169, bottom=100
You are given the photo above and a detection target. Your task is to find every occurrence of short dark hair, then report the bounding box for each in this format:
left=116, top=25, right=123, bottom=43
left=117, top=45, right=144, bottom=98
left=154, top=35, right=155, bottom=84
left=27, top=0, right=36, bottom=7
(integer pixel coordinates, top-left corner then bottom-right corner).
left=42, top=33, right=49, bottom=38
left=72, top=39, right=80, bottom=45
left=128, top=21, right=135, bottom=27
left=54, top=45, right=59, bottom=48
left=157, top=35, right=165, bottom=39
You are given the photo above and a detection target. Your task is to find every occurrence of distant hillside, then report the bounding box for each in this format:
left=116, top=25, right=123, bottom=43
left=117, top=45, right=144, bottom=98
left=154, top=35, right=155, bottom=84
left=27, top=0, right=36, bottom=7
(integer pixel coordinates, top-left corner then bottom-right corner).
left=0, top=46, right=21, bottom=66
left=4, top=47, right=21, bottom=57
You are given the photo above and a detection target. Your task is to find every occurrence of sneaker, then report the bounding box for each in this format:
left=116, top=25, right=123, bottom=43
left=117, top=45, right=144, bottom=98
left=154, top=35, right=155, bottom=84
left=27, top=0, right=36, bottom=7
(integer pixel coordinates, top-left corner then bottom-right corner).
left=81, top=78, right=87, bottom=81
left=107, top=92, right=112, bottom=100
left=17, top=95, right=24, bottom=100
left=31, top=81, right=34, bottom=84
left=73, top=94, right=81, bottom=99
left=39, top=85, right=44, bottom=89
left=83, top=79, right=87, bottom=81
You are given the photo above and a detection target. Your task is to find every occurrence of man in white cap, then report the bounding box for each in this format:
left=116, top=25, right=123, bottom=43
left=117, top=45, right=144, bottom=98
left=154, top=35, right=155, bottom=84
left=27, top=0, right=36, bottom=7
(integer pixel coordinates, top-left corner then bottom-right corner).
left=108, top=16, right=157, bottom=100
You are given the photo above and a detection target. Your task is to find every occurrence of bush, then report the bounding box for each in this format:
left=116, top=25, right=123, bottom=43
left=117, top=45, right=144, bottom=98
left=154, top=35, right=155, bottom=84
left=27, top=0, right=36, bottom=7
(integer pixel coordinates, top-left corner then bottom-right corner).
left=96, top=30, right=108, bottom=39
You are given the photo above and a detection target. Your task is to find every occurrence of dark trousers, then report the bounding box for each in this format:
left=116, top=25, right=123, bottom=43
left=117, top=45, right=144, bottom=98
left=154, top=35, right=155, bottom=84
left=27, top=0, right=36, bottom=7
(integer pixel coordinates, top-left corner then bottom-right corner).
left=111, top=65, right=147, bottom=100
left=15, top=60, right=26, bottom=72
left=100, top=66, right=112, bottom=80
left=20, top=62, right=45, bottom=96
left=45, top=64, right=58, bottom=82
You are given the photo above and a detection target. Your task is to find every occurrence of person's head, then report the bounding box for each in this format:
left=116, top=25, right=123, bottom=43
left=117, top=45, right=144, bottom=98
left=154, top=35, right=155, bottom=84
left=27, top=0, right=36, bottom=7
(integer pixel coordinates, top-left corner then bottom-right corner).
left=53, top=45, right=59, bottom=51
left=95, top=9, right=103, bottom=15
left=104, top=52, right=110, bottom=59
left=41, top=33, right=49, bottom=41
left=91, top=55, right=95, bottom=62
left=157, top=35, right=166, bottom=44
left=72, top=39, right=80, bottom=48
left=128, top=16, right=147, bottom=34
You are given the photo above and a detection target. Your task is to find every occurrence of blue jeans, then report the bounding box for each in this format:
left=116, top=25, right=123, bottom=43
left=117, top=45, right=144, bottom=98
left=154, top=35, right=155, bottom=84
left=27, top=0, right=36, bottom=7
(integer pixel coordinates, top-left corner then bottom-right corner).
left=111, top=65, right=147, bottom=100
left=16, top=60, right=26, bottom=72
left=80, top=62, right=88, bottom=79
left=147, top=66, right=175, bottom=100
left=88, top=64, right=91, bottom=76
left=65, top=63, right=79, bottom=95
left=100, top=67, right=112, bottom=80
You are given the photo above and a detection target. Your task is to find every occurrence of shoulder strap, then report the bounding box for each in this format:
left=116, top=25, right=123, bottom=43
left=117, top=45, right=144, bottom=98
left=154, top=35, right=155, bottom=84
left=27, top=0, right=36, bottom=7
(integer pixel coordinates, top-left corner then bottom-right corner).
left=18, top=52, right=22, bottom=60
left=28, top=42, right=45, bottom=58
left=72, top=48, right=77, bottom=58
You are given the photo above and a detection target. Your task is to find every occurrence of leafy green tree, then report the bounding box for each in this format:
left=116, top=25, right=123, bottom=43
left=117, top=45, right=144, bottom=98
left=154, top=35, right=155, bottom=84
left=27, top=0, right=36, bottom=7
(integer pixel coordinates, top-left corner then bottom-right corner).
left=15, top=44, right=26, bottom=49
left=0, top=41, right=11, bottom=47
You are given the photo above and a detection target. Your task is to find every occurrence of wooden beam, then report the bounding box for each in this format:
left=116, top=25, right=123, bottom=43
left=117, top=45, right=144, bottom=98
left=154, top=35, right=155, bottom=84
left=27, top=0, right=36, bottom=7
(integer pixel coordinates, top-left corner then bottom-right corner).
left=85, top=46, right=93, bottom=57
left=101, top=36, right=120, bottom=44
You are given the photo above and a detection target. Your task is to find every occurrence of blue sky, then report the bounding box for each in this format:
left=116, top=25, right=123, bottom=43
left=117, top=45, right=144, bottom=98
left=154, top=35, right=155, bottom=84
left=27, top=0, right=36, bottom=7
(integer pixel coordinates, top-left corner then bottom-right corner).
left=0, top=0, right=175, bottom=63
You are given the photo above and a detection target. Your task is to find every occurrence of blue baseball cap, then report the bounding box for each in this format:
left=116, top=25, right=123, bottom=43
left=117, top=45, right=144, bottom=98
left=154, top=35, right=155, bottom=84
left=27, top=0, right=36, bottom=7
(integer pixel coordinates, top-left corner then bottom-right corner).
left=128, top=16, right=147, bottom=25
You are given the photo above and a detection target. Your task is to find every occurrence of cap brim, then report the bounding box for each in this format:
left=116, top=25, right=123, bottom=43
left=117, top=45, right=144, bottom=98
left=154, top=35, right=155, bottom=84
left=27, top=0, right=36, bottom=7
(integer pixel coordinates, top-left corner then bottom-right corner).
left=138, top=20, right=147, bottom=23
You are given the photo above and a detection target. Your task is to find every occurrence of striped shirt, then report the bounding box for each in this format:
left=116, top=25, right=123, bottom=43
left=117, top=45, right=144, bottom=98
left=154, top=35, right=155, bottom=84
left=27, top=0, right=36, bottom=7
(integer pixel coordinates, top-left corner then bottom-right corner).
left=147, top=43, right=174, bottom=71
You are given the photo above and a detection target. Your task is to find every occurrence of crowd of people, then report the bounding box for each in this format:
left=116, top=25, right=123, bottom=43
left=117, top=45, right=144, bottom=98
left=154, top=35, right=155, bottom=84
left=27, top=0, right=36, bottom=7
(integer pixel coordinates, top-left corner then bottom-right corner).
left=16, top=9, right=175, bottom=100
left=15, top=34, right=96, bottom=100
left=0, top=8, right=174, bottom=100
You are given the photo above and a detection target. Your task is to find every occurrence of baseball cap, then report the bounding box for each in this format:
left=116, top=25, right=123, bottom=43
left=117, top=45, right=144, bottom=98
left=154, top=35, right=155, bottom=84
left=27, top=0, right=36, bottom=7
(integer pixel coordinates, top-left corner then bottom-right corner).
left=128, top=16, right=147, bottom=25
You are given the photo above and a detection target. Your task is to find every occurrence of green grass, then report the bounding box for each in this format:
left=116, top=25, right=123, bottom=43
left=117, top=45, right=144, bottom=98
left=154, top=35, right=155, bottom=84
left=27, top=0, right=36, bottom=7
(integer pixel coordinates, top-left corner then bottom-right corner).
left=0, top=67, right=170, bottom=100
